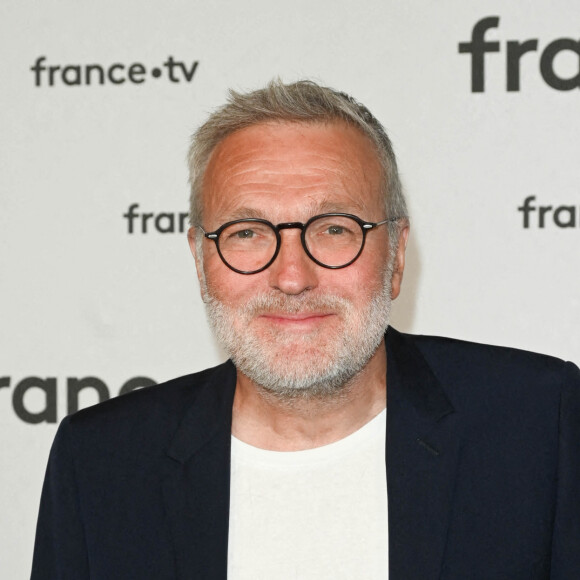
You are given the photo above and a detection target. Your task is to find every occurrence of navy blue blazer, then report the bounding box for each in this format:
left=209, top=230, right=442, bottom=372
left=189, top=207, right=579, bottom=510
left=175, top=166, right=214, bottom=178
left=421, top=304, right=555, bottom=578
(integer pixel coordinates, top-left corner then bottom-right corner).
left=31, top=328, right=580, bottom=579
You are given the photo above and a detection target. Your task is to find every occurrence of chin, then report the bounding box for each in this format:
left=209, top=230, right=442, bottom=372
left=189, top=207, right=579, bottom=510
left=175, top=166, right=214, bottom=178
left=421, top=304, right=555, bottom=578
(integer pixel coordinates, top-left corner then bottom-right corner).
left=232, top=334, right=382, bottom=400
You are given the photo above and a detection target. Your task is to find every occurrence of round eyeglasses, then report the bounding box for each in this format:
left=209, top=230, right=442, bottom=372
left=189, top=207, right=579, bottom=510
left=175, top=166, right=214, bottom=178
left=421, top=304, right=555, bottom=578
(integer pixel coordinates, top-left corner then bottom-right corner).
left=198, top=213, right=399, bottom=275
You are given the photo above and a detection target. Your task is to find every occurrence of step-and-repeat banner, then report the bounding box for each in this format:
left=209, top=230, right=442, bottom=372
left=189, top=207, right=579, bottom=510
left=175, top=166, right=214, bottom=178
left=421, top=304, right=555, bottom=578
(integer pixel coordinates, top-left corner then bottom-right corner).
left=1, top=1, right=578, bottom=575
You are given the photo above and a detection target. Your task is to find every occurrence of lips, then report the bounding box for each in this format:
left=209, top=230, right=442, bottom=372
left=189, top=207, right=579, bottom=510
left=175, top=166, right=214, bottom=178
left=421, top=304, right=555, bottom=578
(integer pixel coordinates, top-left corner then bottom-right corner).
left=257, top=312, right=335, bottom=331
left=261, top=312, right=332, bottom=321
left=241, top=293, right=349, bottom=325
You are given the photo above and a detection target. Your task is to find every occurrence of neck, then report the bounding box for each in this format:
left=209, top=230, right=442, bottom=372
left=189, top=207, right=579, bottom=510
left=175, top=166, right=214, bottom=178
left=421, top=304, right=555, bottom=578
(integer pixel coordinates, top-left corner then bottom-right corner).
left=231, top=339, right=387, bottom=451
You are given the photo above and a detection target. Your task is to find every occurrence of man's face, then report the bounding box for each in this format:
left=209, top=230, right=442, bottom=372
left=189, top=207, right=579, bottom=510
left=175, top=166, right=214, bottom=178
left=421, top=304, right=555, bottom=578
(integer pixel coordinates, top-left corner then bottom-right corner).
left=190, top=121, right=407, bottom=398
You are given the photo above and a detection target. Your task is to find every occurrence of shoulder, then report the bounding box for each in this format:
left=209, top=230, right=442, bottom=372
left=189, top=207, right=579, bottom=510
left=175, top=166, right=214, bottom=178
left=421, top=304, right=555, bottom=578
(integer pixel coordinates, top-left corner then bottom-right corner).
left=391, top=329, right=579, bottom=411
left=59, top=360, right=236, bottom=452
left=409, top=331, right=575, bottom=377
left=396, top=329, right=577, bottom=378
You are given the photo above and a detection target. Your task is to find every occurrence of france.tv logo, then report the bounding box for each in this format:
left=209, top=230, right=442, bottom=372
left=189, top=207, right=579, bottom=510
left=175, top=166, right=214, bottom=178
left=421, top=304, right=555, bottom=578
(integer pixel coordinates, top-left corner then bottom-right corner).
left=30, top=56, right=199, bottom=87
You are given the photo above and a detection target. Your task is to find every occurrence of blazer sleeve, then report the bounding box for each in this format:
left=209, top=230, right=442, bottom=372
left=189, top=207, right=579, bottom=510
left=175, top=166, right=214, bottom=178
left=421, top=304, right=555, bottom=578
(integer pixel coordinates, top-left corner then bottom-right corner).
left=550, top=361, right=580, bottom=578
left=31, top=417, right=90, bottom=579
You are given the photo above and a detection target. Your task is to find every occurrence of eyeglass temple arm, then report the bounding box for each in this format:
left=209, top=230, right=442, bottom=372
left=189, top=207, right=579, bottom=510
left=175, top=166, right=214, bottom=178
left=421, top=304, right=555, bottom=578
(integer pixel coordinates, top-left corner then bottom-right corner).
left=363, top=217, right=402, bottom=229
left=195, top=224, right=219, bottom=240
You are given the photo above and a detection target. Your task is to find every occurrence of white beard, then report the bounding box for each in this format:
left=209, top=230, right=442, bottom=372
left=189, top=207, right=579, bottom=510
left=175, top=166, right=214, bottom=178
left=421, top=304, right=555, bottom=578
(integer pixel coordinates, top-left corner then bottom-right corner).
left=201, top=264, right=393, bottom=400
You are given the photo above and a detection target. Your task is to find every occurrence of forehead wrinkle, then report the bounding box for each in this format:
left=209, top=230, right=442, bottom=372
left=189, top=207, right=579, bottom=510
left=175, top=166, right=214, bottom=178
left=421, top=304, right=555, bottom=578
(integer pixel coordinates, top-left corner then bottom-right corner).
left=220, top=164, right=345, bottom=190
left=212, top=137, right=367, bottom=185
left=207, top=131, right=377, bottom=192
left=215, top=163, right=370, bottom=202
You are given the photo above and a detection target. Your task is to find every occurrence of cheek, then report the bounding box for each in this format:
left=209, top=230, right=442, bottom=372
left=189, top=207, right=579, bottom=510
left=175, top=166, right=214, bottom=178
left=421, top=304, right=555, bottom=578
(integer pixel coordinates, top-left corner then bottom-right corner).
left=338, top=254, right=387, bottom=294
left=203, top=254, right=230, bottom=297
left=318, top=268, right=378, bottom=306
left=204, top=256, right=267, bottom=303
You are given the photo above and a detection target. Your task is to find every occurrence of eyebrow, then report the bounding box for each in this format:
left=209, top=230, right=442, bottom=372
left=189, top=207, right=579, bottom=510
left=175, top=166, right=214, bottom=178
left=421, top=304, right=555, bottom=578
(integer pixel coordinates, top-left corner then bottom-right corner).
left=225, top=207, right=269, bottom=221
left=316, top=198, right=367, bottom=214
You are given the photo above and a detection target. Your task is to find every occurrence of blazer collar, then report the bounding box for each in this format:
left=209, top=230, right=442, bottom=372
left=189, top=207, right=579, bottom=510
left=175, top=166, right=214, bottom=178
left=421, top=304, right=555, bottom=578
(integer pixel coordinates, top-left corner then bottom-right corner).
left=163, top=360, right=236, bottom=579
left=386, top=327, right=460, bottom=580
left=162, top=328, right=459, bottom=579
left=166, top=360, right=237, bottom=464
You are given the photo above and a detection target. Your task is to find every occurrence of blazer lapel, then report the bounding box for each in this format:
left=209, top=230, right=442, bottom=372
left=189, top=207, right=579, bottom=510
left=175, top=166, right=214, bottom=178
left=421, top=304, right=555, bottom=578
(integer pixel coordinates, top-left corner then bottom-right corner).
left=386, top=328, right=460, bottom=580
left=162, top=361, right=236, bottom=580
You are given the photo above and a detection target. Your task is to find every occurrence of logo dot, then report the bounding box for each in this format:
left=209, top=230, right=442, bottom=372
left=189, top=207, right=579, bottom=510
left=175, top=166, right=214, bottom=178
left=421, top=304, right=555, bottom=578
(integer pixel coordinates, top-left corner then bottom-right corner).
left=151, top=68, right=162, bottom=78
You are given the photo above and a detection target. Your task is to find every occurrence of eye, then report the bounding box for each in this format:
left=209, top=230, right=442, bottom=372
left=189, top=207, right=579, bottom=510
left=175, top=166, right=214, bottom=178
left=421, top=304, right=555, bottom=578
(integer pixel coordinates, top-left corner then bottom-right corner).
left=327, top=225, right=345, bottom=235
left=221, top=222, right=273, bottom=245
left=313, top=220, right=356, bottom=236
left=234, top=229, right=255, bottom=239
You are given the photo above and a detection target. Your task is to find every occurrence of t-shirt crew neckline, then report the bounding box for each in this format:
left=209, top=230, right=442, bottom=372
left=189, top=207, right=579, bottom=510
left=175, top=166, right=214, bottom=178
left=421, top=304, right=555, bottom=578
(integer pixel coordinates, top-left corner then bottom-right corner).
left=231, top=407, right=386, bottom=467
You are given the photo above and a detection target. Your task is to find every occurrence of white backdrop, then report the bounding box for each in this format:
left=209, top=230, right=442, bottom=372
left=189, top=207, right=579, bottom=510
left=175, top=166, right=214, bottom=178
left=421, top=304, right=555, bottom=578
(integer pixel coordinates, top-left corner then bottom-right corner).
left=1, top=1, right=578, bottom=576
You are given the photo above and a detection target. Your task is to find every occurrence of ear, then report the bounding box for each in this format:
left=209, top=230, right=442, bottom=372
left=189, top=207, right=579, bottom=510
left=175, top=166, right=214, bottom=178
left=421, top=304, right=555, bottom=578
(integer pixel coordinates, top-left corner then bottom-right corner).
left=390, top=222, right=410, bottom=300
left=187, top=227, right=206, bottom=293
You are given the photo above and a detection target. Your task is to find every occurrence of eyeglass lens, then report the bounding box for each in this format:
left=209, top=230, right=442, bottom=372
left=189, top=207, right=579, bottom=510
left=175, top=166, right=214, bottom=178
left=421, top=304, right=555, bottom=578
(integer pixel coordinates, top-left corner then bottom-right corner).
left=217, top=215, right=365, bottom=272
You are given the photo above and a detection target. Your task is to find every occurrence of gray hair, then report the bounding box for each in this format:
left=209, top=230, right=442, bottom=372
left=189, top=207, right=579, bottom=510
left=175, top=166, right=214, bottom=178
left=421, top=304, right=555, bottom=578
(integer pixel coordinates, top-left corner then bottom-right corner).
left=187, top=79, right=408, bottom=243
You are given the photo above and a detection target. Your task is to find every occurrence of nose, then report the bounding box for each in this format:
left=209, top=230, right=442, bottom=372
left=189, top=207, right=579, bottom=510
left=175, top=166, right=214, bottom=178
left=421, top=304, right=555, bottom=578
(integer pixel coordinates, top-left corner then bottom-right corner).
left=268, top=229, right=319, bottom=295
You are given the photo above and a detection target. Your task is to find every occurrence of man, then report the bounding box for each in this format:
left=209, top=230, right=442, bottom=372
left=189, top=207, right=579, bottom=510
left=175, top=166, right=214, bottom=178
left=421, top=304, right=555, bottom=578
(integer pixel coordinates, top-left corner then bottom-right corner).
left=32, top=80, right=579, bottom=579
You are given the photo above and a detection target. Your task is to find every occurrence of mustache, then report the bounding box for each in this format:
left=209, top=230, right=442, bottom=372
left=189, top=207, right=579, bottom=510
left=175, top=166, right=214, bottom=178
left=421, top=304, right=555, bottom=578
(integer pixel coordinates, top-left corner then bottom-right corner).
left=245, top=293, right=349, bottom=315
left=211, top=292, right=350, bottom=316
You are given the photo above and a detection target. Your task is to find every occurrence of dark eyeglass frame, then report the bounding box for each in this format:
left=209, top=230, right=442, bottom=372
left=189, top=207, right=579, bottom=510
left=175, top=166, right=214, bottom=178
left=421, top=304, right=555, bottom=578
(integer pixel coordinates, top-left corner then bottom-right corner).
left=198, top=212, right=400, bottom=275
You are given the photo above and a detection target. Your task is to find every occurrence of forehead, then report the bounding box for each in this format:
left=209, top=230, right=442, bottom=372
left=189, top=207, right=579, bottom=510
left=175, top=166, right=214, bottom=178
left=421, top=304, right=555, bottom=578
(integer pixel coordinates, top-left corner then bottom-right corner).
left=201, top=121, right=384, bottom=223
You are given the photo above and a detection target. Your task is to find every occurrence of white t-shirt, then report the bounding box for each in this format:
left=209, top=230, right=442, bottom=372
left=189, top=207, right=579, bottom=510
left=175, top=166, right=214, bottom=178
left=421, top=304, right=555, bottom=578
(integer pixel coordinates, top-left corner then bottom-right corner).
left=227, top=409, right=388, bottom=580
